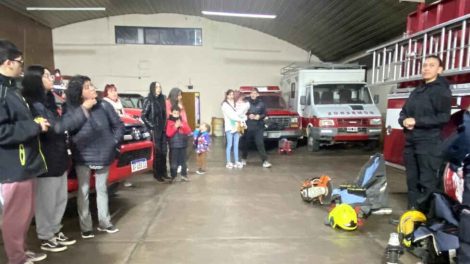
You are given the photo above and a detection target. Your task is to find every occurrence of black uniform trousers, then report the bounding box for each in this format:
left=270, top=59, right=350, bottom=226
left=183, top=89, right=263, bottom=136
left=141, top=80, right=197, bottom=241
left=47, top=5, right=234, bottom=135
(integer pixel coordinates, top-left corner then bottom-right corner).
left=241, top=128, right=268, bottom=162
left=404, top=142, right=443, bottom=211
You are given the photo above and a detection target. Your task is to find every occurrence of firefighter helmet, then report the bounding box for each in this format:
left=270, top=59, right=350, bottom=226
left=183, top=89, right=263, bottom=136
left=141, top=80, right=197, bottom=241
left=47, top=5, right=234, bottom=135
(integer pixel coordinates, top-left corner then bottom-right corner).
left=328, top=204, right=358, bottom=231
left=300, top=175, right=332, bottom=204
left=397, top=210, right=427, bottom=247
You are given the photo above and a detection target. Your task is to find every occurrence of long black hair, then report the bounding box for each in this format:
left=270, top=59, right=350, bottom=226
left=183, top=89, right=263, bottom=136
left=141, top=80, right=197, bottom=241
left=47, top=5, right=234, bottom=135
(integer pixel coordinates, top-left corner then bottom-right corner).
left=149, top=81, right=164, bottom=100
left=167, top=87, right=182, bottom=108
left=22, top=65, right=46, bottom=104
left=66, top=75, right=91, bottom=107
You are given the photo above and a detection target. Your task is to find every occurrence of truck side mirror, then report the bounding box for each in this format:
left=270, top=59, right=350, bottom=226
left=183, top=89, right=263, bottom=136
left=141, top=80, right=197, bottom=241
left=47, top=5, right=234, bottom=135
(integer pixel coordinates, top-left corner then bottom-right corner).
left=373, top=94, right=379, bottom=104
left=300, top=95, right=306, bottom=105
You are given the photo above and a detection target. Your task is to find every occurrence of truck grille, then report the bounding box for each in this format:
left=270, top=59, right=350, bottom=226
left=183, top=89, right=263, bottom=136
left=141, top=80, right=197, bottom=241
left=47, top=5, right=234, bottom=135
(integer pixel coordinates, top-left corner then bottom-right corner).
left=265, top=117, right=291, bottom=131
left=123, top=125, right=151, bottom=142
left=117, top=148, right=152, bottom=167
left=337, top=118, right=367, bottom=126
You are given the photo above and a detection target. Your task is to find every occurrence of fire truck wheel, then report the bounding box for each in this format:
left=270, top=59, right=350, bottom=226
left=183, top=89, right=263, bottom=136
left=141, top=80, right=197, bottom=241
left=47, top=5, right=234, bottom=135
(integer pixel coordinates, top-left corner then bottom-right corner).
left=364, top=140, right=378, bottom=151
left=307, top=135, right=320, bottom=152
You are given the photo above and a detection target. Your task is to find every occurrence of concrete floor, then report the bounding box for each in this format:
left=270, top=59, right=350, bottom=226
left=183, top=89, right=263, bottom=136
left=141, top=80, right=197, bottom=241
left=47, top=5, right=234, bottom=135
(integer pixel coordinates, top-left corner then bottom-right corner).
left=0, top=138, right=420, bottom=264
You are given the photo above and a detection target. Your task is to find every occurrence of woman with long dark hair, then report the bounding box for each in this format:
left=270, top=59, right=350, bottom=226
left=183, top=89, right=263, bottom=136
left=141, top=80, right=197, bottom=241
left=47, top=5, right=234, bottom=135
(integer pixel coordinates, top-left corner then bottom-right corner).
left=166, top=87, right=187, bottom=122
left=142, top=81, right=169, bottom=181
left=65, top=75, right=124, bottom=238
left=221, top=89, right=244, bottom=169
left=22, top=65, right=95, bottom=252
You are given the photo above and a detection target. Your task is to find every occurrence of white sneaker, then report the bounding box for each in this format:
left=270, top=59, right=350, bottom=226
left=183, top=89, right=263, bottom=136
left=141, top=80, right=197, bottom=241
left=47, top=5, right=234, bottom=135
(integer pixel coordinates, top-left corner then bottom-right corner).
left=25, top=250, right=47, bottom=262
left=235, top=162, right=243, bottom=169
left=241, top=159, right=247, bottom=166
left=262, top=161, right=272, bottom=168
left=226, top=162, right=234, bottom=169
left=177, top=166, right=182, bottom=173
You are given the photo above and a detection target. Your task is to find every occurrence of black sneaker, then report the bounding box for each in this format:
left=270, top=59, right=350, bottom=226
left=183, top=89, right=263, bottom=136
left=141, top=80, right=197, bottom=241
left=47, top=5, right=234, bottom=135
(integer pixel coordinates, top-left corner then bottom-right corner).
left=196, top=169, right=205, bottom=175
left=25, top=250, right=47, bottom=262
left=40, top=238, right=67, bottom=252
left=97, top=225, right=119, bottom=234
left=55, top=232, right=76, bottom=246
left=154, top=176, right=165, bottom=182
left=81, top=231, right=95, bottom=239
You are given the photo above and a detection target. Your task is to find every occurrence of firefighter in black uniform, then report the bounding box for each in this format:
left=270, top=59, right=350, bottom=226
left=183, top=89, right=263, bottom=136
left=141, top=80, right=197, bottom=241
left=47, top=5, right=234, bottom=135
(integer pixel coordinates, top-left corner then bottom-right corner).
left=399, top=55, right=452, bottom=211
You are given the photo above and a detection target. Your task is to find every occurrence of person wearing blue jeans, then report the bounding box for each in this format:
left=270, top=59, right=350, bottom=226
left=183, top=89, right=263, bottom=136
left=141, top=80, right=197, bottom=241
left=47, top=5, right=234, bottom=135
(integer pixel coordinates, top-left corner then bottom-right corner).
left=221, top=89, right=244, bottom=169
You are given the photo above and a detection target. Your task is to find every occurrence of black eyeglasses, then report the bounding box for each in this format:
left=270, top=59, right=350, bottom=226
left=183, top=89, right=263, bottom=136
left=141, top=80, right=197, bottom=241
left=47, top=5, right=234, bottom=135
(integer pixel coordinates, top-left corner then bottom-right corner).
left=12, top=59, right=24, bottom=66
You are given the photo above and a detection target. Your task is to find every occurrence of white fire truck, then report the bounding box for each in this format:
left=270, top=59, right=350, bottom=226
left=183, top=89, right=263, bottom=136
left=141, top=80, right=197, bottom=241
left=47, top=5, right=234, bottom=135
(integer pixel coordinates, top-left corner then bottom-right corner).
left=367, top=0, right=470, bottom=168
left=281, top=62, right=382, bottom=151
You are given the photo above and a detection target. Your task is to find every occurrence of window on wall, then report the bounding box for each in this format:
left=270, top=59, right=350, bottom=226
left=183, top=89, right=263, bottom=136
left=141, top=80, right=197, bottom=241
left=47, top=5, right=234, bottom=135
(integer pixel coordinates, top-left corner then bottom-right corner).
left=115, top=26, right=202, bottom=46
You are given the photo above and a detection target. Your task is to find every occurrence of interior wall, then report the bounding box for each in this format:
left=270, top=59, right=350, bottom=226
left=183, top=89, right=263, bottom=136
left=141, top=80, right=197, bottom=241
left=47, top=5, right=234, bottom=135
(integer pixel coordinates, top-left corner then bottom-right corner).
left=52, top=13, right=313, bottom=123
left=0, top=5, right=54, bottom=70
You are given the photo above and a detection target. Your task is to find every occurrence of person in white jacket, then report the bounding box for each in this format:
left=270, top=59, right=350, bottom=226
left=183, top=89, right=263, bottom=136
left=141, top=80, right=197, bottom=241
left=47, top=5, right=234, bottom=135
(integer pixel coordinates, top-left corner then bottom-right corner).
left=221, top=89, right=244, bottom=169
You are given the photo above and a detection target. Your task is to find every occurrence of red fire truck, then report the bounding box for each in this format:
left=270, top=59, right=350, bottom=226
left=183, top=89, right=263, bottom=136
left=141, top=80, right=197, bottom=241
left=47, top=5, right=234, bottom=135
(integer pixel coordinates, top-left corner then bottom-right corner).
left=368, top=0, right=470, bottom=168
left=239, top=86, right=302, bottom=144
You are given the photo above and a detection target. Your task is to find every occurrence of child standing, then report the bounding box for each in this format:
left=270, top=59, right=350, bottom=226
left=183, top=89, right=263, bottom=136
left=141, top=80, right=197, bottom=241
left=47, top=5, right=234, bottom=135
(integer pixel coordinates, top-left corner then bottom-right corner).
left=166, top=107, right=192, bottom=182
left=193, top=123, right=212, bottom=175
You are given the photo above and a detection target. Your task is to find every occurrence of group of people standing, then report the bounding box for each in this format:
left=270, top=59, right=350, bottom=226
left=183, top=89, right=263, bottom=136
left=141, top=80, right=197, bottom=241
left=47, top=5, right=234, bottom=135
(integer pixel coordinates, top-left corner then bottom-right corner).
left=141, top=82, right=211, bottom=181
left=221, top=88, right=272, bottom=169
left=0, top=40, right=125, bottom=264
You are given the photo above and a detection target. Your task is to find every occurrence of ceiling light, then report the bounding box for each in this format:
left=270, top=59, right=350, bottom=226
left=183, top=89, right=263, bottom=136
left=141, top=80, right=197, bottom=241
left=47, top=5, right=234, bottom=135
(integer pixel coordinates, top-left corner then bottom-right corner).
left=26, top=7, right=106, bottom=11
left=201, top=11, right=276, bottom=19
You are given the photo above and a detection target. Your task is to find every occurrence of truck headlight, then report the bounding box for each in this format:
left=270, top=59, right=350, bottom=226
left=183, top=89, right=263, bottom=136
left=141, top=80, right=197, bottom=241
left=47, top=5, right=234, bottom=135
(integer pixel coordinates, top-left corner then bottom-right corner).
left=369, top=118, right=382, bottom=125
left=290, top=117, right=298, bottom=123
left=319, top=119, right=335, bottom=127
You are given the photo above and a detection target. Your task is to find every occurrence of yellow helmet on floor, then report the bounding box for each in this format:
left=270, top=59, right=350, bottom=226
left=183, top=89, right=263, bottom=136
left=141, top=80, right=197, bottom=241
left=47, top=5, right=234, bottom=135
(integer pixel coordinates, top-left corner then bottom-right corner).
left=397, top=210, right=427, bottom=247
left=328, top=204, right=358, bottom=231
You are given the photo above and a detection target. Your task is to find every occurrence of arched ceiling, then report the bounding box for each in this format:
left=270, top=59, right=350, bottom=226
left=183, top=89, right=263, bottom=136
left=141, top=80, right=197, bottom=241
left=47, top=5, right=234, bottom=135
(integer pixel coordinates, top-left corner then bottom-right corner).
left=1, top=0, right=427, bottom=61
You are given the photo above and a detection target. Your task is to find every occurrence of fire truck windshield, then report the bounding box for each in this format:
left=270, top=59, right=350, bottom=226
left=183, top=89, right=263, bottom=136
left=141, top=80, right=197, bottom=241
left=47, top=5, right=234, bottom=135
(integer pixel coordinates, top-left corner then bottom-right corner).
left=258, top=95, right=287, bottom=109
left=312, top=84, right=372, bottom=105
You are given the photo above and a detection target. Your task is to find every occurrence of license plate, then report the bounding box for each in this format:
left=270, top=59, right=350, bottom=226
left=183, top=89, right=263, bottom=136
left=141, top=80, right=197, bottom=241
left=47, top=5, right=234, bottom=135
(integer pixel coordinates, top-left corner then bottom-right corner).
left=346, top=127, right=358, bottom=133
left=131, top=158, right=147, bottom=172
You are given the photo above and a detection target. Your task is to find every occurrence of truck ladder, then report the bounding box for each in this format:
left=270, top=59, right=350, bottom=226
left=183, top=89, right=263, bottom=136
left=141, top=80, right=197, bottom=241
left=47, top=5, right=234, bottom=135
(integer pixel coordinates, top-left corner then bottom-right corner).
left=368, top=13, right=470, bottom=86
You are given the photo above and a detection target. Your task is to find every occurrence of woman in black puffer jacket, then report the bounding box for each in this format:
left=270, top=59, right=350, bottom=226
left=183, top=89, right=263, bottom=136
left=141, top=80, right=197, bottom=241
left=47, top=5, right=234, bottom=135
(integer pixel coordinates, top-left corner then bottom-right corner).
left=65, top=75, right=124, bottom=238
left=142, top=81, right=168, bottom=181
left=22, top=65, right=95, bottom=252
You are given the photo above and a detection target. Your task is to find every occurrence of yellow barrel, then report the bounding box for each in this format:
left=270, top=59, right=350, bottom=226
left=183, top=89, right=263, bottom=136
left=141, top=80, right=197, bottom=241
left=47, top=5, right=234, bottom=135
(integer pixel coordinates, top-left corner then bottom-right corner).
left=211, top=117, right=224, bottom=137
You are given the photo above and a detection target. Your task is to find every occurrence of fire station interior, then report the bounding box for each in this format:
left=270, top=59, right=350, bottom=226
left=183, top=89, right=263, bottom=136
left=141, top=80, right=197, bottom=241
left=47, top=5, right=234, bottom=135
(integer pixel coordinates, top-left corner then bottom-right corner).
left=1, top=0, right=467, bottom=263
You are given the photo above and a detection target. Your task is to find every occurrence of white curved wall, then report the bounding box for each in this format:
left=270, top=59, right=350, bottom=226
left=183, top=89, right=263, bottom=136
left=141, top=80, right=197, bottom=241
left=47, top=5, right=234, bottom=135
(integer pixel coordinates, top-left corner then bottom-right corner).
left=53, top=13, right=315, bottom=122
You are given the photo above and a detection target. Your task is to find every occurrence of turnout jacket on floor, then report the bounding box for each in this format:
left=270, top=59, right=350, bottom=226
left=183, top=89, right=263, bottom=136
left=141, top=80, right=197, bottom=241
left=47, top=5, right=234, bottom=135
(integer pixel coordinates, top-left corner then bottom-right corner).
left=68, top=100, right=124, bottom=166
left=0, top=74, right=47, bottom=183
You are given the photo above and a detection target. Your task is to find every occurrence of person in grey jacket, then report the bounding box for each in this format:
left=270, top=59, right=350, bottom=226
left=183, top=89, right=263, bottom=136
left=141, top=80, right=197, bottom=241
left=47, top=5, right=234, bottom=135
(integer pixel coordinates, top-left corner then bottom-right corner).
left=22, top=65, right=96, bottom=253
left=65, top=75, right=124, bottom=239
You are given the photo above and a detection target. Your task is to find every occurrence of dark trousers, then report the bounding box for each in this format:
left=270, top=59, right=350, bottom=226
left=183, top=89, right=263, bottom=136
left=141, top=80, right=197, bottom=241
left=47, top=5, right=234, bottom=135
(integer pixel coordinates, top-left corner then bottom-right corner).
left=170, top=147, right=187, bottom=178
left=241, top=128, right=268, bottom=162
left=152, top=132, right=168, bottom=180
left=404, top=145, right=442, bottom=211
